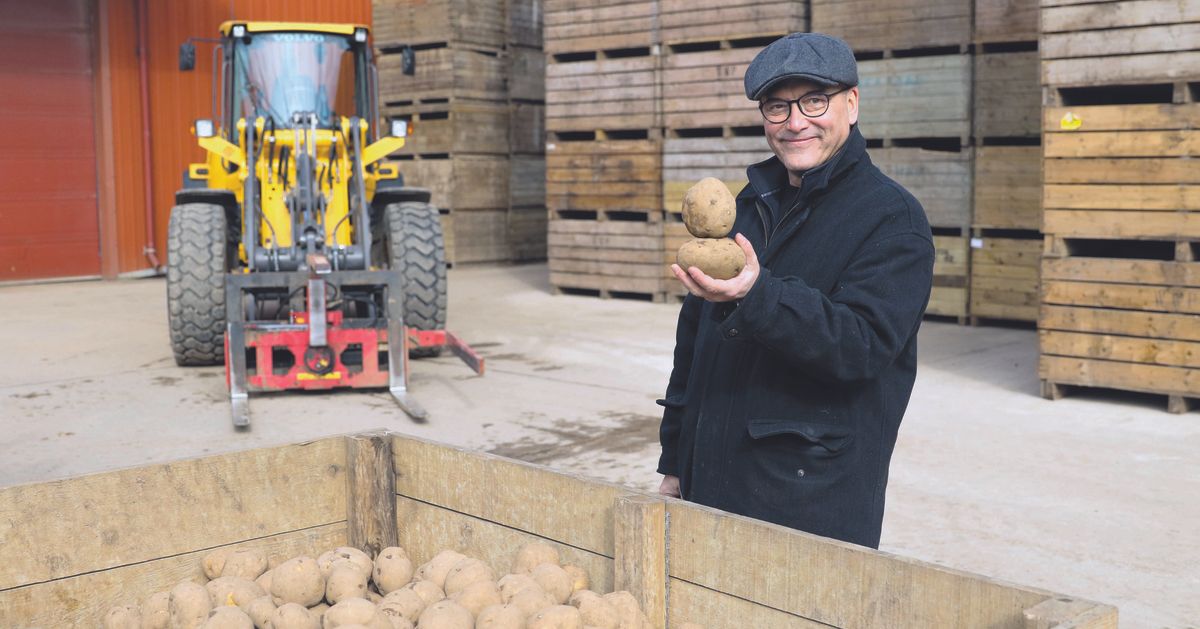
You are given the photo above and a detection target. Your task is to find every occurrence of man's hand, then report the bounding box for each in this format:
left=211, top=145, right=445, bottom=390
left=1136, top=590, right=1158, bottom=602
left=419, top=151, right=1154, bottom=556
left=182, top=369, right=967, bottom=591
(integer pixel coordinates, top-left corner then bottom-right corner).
left=658, top=474, right=681, bottom=498
left=671, top=233, right=760, bottom=302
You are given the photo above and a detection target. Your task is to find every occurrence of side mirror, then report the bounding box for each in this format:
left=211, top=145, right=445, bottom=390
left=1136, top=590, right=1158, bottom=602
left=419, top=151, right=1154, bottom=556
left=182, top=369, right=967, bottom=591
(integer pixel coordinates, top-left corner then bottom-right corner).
left=179, top=42, right=196, bottom=71
left=402, top=45, right=415, bottom=76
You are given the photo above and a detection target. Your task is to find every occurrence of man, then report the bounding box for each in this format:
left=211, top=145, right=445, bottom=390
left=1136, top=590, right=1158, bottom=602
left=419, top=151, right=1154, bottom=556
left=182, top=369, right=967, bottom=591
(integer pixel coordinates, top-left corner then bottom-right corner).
left=656, top=32, right=934, bottom=549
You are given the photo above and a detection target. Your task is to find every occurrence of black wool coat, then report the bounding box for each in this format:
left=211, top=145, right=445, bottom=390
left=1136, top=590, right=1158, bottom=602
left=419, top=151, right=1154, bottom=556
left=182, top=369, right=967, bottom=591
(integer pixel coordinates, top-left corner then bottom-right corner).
left=657, top=127, right=935, bottom=548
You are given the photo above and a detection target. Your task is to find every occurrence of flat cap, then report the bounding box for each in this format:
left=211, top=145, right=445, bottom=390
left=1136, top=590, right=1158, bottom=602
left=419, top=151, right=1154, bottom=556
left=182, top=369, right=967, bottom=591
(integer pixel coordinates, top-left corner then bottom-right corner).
left=744, top=32, right=858, bottom=100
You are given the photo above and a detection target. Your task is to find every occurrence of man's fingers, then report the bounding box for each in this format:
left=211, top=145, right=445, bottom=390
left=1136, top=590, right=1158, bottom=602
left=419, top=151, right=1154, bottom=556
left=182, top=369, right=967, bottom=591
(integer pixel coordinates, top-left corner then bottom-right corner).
left=672, top=264, right=704, bottom=297
left=735, top=233, right=759, bottom=268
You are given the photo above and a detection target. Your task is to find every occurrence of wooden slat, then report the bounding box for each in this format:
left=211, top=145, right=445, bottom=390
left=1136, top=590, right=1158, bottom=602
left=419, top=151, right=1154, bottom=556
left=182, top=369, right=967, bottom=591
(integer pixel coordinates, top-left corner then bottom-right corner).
left=928, top=286, right=969, bottom=317
left=1042, top=210, right=1200, bottom=239
left=1042, top=257, right=1200, bottom=287
left=1044, top=131, right=1200, bottom=158
left=659, top=2, right=807, bottom=46
left=0, top=524, right=346, bottom=628
left=1043, top=104, right=1200, bottom=133
left=1043, top=279, right=1200, bottom=313
left=405, top=157, right=510, bottom=211
left=975, top=0, right=1038, bottom=42
left=858, top=55, right=971, bottom=139
left=0, top=438, right=345, bottom=588
left=1023, top=596, right=1119, bottom=629
left=1043, top=158, right=1200, bottom=185
left=1039, top=304, right=1200, bottom=341
left=811, top=0, right=972, bottom=51
left=1043, top=23, right=1200, bottom=58
left=347, top=432, right=399, bottom=559
left=974, top=146, right=1041, bottom=230
left=1041, top=0, right=1200, bottom=34
left=1043, top=184, right=1200, bottom=211
left=372, top=0, right=507, bottom=48
left=974, top=51, right=1040, bottom=138
left=1039, top=354, right=1200, bottom=396
left=378, top=46, right=507, bottom=103
left=550, top=272, right=665, bottom=295
left=667, top=578, right=830, bottom=629
left=1041, top=51, right=1200, bottom=87
left=613, top=495, right=666, bottom=629
left=1040, top=330, right=1200, bottom=368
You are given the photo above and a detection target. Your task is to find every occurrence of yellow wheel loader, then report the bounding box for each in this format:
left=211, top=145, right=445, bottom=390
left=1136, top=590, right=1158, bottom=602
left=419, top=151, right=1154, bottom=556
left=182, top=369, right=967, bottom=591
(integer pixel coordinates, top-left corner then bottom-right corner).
left=170, top=22, right=482, bottom=428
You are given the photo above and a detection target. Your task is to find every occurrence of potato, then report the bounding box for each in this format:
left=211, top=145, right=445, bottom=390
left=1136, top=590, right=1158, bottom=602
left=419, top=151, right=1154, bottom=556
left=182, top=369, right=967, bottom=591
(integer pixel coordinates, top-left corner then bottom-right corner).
left=405, top=580, right=445, bottom=608
left=203, top=549, right=232, bottom=581
left=511, top=543, right=559, bottom=574
left=326, top=561, right=370, bottom=604
left=255, top=570, right=274, bottom=596
left=384, top=617, right=414, bottom=629
left=682, top=177, right=736, bottom=238
left=442, top=558, right=494, bottom=596
left=201, top=606, right=254, bottom=629
left=415, top=600, right=473, bottom=629
left=271, top=556, right=325, bottom=607
left=244, top=595, right=276, bottom=628
left=560, top=566, right=588, bottom=595
left=600, top=592, right=650, bottom=629
left=142, top=590, right=170, bottom=629
left=222, top=548, right=268, bottom=580
left=507, top=589, right=556, bottom=619
left=205, top=576, right=265, bottom=609
left=319, top=547, right=375, bottom=580
left=449, top=580, right=501, bottom=617
left=529, top=564, right=572, bottom=605
left=414, top=550, right=467, bottom=588
left=567, top=591, right=617, bottom=629
left=170, top=580, right=214, bottom=629
left=372, top=547, right=414, bottom=594
left=498, top=574, right=542, bottom=604
left=103, top=603, right=141, bottom=629
left=475, top=604, right=526, bottom=629
left=309, top=602, right=330, bottom=623
left=676, top=238, right=746, bottom=280
left=269, top=603, right=319, bottom=629
left=366, top=590, right=384, bottom=605
left=527, top=605, right=581, bottom=629
left=324, top=597, right=392, bottom=629
left=378, top=588, right=426, bottom=624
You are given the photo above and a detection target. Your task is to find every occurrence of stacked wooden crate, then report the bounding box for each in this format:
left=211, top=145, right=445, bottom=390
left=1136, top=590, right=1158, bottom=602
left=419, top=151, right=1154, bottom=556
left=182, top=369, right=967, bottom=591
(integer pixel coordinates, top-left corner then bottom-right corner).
left=658, top=2, right=803, bottom=299
left=374, top=0, right=545, bottom=265
left=508, top=0, right=549, bottom=261
left=969, top=0, right=1042, bottom=323
left=1039, top=0, right=1200, bottom=411
left=545, top=0, right=667, bottom=299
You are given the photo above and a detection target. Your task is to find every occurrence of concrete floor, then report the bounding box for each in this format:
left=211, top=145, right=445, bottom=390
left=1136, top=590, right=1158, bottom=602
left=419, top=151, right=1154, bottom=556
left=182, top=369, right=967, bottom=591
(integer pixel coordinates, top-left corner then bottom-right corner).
left=2, top=263, right=1197, bottom=628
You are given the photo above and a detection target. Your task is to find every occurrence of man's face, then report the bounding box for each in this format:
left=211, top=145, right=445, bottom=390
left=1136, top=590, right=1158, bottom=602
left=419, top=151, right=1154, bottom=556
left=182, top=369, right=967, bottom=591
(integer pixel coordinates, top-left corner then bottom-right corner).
left=761, top=79, right=859, bottom=181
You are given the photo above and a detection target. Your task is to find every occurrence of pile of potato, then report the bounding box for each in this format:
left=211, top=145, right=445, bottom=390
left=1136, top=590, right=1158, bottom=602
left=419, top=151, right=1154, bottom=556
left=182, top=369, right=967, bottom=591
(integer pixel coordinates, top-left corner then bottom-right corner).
left=102, top=542, right=705, bottom=629
left=675, top=178, right=746, bottom=281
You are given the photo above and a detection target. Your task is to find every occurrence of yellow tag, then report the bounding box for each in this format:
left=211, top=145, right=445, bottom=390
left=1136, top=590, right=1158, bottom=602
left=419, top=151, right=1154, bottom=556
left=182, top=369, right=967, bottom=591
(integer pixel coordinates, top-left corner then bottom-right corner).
left=1060, top=112, right=1082, bottom=130
left=297, top=372, right=341, bottom=381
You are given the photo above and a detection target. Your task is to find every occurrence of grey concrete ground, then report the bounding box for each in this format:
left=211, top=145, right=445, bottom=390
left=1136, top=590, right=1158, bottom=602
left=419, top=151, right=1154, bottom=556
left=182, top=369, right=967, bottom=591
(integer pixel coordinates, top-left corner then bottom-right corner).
left=2, top=263, right=1197, bottom=628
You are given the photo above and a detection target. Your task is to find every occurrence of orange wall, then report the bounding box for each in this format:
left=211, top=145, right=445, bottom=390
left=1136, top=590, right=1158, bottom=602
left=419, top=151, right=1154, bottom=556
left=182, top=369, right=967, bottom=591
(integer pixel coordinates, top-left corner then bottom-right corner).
left=104, top=0, right=372, bottom=274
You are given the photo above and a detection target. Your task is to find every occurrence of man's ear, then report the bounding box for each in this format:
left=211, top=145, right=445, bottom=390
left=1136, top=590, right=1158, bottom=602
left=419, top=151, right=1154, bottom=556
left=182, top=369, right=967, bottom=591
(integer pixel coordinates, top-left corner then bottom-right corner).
left=847, top=86, right=860, bottom=126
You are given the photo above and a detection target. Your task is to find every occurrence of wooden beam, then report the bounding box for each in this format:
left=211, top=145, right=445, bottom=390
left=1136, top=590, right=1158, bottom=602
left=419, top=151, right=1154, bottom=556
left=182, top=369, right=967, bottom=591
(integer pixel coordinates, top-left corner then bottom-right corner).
left=1023, top=596, right=1118, bottom=629
left=613, top=494, right=667, bottom=629
left=347, top=431, right=399, bottom=558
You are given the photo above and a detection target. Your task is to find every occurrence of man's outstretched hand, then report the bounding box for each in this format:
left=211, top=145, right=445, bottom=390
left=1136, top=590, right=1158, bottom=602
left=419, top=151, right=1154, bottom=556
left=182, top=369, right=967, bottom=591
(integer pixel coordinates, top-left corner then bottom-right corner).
left=671, top=233, right=760, bottom=302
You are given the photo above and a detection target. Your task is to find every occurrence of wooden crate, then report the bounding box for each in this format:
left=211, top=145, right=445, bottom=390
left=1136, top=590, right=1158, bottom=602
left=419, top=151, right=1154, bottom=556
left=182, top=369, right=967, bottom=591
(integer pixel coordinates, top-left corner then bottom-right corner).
left=811, top=0, right=972, bottom=53
left=929, top=234, right=970, bottom=318
left=546, top=53, right=660, bottom=132
left=663, top=219, right=691, bottom=299
left=872, top=147, right=974, bottom=229
left=971, top=235, right=1041, bottom=322
left=549, top=218, right=666, bottom=298
left=403, top=155, right=510, bottom=211
left=974, top=51, right=1041, bottom=139
left=544, top=0, right=660, bottom=55
left=384, top=100, right=510, bottom=155
left=0, top=431, right=1117, bottom=628
left=662, top=136, right=769, bottom=213
left=1042, top=103, right=1200, bottom=240
left=509, top=45, right=547, bottom=102
left=509, top=206, right=549, bottom=261
left=661, top=47, right=761, bottom=130
left=507, top=0, right=544, bottom=48
left=511, top=102, right=546, bottom=155
left=442, top=209, right=511, bottom=264
left=379, top=44, right=507, bottom=105
left=546, top=138, right=663, bottom=219
left=659, top=1, right=806, bottom=46
left=1040, top=0, right=1200, bottom=88
left=858, top=54, right=972, bottom=141
left=372, top=0, right=507, bottom=49
left=511, top=155, right=547, bottom=209
left=975, top=0, right=1039, bottom=44
left=974, top=146, right=1042, bottom=231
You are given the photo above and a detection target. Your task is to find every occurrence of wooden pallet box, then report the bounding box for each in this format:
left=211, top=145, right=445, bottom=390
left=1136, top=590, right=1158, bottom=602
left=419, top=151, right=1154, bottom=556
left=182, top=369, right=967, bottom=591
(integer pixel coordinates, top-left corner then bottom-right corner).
left=549, top=218, right=666, bottom=298
left=379, top=45, right=507, bottom=105
left=974, top=146, right=1042, bottom=231
left=974, top=51, right=1041, bottom=139
left=0, top=431, right=1117, bottom=628
left=544, top=0, right=660, bottom=55
left=858, top=54, right=973, bottom=141
left=509, top=206, right=549, bottom=261
left=811, top=0, right=972, bottom=53
left=975, top=0, right=1039, bottom=44
left=546, top=53, right=660, bottom=132
left=441, top=208, right=512, bottom=264
left=872, top=147, right=974, bottom=229
left=403, top=155, right=511, bottom=211
left=662, top=136, right=769, bottom=213
left=971, top=236, right=1041, bottom=321
left=507, top=0, right=544, bottom=48
left=1040, top=0, right=1200, bottom=88
left=511, top=102, right=547, bottom=155
left=929, top=234, right=970, bottom=318
left=385, top=100, right=511, bottom=155
left=372, top=0, right=507, bottom=49
left=661, top=47, right=761, bottom=130
left=509, top=45, right=547, bottom=102
left=546, top=138, right=663, bottom=218
left=511, top=155, right=548, bottom=209
left=659, top=1, right=807, bottom=46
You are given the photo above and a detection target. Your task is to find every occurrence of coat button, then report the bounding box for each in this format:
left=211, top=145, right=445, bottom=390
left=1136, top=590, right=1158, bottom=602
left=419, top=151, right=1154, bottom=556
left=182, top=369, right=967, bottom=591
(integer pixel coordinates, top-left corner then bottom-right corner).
left=796, top=468, right=806, bottom=478
left=727, top=328, right=739, bottom=338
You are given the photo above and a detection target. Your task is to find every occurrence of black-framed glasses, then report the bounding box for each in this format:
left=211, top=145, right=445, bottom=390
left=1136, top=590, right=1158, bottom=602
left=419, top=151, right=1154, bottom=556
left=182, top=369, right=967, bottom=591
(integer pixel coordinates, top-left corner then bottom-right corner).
left=759, top=87, right=849, bottom=123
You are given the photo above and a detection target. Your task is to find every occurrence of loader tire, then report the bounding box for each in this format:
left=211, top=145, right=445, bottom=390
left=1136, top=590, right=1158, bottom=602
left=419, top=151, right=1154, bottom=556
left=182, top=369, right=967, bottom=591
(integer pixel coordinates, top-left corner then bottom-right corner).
left=383, top=202, right=447, bottom=358
left=167, top=203, right=230, bottom=366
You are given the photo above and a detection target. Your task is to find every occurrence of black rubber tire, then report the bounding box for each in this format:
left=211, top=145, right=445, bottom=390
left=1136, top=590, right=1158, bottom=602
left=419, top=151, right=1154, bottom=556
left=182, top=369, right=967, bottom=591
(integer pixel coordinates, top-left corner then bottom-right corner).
left=383, top=202, right=447, bottom=358
left=167, top=203, right=230, bottom=366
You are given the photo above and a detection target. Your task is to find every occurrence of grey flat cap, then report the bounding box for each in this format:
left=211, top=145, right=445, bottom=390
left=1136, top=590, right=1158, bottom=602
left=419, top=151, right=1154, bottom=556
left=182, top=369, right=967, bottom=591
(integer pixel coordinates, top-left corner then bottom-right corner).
left=744, top=33, right=858, bottom=100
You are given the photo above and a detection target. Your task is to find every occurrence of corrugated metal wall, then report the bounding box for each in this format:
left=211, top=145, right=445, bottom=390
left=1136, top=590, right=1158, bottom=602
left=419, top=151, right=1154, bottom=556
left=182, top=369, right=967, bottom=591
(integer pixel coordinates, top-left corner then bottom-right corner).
left=104, top=0, right=371, bottom=274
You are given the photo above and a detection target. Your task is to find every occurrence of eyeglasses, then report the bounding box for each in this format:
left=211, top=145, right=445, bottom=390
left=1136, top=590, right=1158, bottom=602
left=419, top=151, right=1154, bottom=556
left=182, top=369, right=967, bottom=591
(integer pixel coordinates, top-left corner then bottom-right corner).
left=759, top=87, right=849, bottom=123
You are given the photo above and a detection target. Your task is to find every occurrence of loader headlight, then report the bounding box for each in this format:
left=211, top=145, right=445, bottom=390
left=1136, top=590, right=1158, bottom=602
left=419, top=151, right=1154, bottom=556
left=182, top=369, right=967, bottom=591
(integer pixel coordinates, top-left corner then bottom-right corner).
left=354, top=28, right=368, bottom=43
left=231, top=24, right=246, bottom=38
left=390, top=119, right=408, bottom=138
left=195, top=119, right=215, bottom=138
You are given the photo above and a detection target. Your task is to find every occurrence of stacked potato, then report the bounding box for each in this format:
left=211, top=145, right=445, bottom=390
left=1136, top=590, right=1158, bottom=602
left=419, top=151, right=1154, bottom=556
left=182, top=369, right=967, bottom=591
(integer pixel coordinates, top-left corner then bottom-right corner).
left=675, top=178, right=746, bottom=281
left=102, top=542, right=704, bottom=629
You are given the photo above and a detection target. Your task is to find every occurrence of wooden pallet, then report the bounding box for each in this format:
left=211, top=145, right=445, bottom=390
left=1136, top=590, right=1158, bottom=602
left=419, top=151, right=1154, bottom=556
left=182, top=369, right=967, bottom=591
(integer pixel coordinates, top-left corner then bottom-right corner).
left=662, top=136, right=768, bottom=213
left=372, top=0, right=507, bottom=49
left=858, top=54, right=973, bottom=141
left=441, top=208, right=512, bottom=264
left=511, top=155, right=547, bottom=209
left=384, top=99, right=510, bottom=155
left=508, top=205, right=549, bottom=261
left=929, top=233, right=970, bottom=320
left=510, top=102, right=546, bottom=155
left=507, top=0, right=544, bottom=48
left=975, top=0, right=1038, bottom=44
left=872, top=147, right=974, bottom=229
left=974, top=146, right=1042, bottom=231
left=811, top=0, right=972, bottom=53
left=659, top=1, right=805, bottom=47
left=970, top=233, right=1041, bottom=322
left=546, top=53, right=661, bottom=132
left=1040, top=0, right=1200, bottom=88
left=661, top=47, right=761, bottom=130
left=544, top=0, right=660, bottom=55
left=549, top=218, right=667, bottom=300
left=509, top=45, right=547, bottom=102
left=401, top=155, right=510, bottom=211
left=546, top=138, right=663, bottom=218
left=379, top=44, right=507, bottom=105
left=974, top=50, right=1041, bottom=139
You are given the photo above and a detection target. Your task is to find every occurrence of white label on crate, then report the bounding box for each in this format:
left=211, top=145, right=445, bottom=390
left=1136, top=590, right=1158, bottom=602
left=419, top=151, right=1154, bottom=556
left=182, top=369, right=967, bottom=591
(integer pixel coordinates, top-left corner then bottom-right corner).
left=970, top=238, right=984, bottom=249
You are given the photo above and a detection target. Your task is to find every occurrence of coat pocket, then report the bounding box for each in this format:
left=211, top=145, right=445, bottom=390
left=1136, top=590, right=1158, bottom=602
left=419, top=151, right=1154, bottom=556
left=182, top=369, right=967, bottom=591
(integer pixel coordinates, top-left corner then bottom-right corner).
left=746, top=419, right=854, bottom=453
